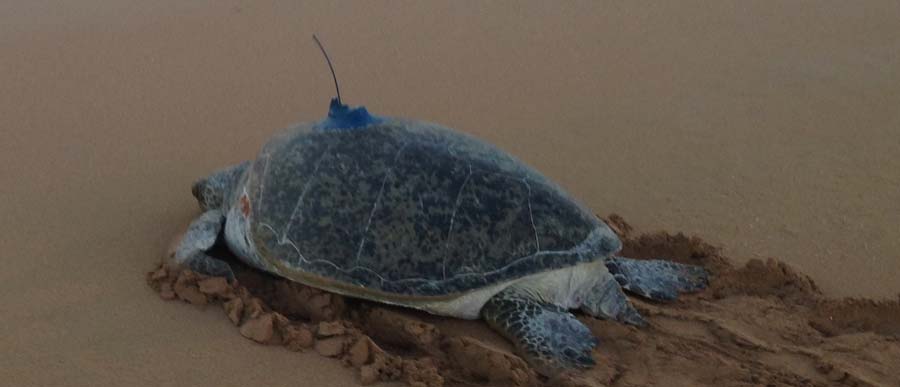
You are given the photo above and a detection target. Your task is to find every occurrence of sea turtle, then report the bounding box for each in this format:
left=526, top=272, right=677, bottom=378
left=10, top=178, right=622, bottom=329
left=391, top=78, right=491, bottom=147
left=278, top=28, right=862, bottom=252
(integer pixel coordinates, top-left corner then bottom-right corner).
left=171, top=38, right=708, bottom=376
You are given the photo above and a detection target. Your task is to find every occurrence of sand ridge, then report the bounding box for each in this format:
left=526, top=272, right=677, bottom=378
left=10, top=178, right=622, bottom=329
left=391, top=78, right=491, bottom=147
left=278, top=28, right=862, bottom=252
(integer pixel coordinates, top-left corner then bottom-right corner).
left=148, top=215, right=900, bottom=387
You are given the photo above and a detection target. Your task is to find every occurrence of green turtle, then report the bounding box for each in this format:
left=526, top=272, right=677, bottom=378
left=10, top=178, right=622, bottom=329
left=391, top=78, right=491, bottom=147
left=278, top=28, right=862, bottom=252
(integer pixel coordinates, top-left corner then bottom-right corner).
left=171, top=37, right=708, bottom=376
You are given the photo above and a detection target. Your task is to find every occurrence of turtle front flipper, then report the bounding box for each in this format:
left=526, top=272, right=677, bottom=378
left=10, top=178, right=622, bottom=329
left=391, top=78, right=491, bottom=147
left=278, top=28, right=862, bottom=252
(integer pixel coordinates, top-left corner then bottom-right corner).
left=481, top=286, right=597, bottom=376
left=171, top=209, right=235, bottom=280
left=605, top=256, right=709, bottom=301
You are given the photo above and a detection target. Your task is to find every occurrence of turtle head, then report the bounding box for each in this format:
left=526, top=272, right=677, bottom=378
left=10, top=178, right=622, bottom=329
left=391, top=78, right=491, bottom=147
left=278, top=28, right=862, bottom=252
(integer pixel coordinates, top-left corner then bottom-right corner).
left=191, top=161, right=249, bottom=211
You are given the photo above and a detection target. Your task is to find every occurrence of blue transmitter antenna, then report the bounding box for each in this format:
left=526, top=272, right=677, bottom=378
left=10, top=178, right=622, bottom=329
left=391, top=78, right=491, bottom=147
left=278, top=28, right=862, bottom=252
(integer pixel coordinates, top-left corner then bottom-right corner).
left=312, top=34, right=342, bottom=105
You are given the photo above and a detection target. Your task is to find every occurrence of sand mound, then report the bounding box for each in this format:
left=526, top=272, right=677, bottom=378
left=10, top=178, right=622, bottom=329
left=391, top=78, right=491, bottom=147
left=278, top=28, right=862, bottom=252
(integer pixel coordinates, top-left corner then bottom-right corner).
left=148, top=215, right=900, bottom=386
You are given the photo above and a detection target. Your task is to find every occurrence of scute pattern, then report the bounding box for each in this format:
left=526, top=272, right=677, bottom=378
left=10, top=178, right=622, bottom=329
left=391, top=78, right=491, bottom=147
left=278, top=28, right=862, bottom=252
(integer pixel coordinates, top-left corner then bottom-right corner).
left=243, top=117, right=620, bottom=297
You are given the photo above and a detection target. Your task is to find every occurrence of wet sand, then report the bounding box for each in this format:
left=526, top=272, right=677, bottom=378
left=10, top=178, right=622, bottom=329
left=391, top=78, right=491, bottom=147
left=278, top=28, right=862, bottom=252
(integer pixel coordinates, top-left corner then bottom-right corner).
left=2, top=1, right=899, bottom=386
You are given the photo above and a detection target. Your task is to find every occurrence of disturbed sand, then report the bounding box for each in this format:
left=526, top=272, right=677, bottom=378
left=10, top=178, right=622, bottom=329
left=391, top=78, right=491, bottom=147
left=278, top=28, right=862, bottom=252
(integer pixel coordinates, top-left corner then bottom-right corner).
left=2, top=1, right=899, bottom=386
left=148, top=215, right=900, bottom=387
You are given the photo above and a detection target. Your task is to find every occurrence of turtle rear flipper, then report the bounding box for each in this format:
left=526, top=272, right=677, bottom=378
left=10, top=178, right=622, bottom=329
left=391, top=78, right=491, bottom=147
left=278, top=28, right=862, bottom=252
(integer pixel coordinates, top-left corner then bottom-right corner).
left=172, top=209, right=235, bottom=280
left=605, top=257, right=708, bottom=301
left=481, top=286, right=597, bottom=376
left=579, top=269, right=647, bottom=326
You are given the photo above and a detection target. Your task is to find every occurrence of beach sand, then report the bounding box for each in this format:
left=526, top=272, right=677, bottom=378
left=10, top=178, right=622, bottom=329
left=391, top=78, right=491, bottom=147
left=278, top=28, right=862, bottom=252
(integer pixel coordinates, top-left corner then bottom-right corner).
left=145, top=215, right=900, bottom=386
left=2, top=1, right=898, bottom=386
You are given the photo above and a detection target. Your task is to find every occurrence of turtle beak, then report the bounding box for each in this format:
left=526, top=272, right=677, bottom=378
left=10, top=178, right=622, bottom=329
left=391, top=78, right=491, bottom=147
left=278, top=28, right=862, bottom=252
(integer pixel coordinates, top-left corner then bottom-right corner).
left=191, top=179, right=210, bottom=210
left=191, top=180, right=203, bottom=201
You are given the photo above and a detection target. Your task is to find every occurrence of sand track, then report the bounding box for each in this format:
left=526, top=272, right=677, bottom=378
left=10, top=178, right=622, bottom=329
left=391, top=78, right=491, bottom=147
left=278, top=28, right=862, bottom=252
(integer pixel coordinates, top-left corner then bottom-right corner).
left=148, top=215, right=900, bottom=387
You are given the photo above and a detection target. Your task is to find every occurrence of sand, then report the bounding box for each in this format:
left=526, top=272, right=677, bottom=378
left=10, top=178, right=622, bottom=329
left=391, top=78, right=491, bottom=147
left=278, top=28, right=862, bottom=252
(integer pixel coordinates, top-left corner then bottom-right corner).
left=2, top=1, right=899, bottom=386
left=147, top=215, right=900, bottom=386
